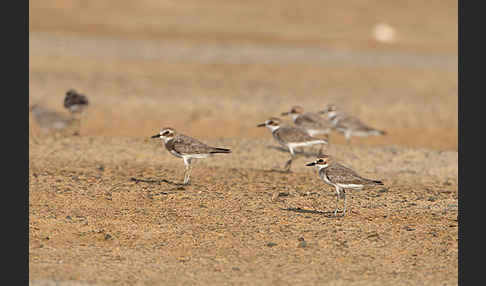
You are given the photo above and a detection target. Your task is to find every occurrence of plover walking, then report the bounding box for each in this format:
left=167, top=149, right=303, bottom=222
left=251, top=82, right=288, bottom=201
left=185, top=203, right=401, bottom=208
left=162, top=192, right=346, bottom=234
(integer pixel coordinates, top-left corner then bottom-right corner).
left=151, top=127, right=231, bottom=185
left=281, top=105, right=334, bottom=137
left=64, top=89, right=89, bottom=135
left=306, top=155, right=384, bottom=216
left=257, top=117, right=328, bottom=172
left=319, top=104, right=386, bottom=144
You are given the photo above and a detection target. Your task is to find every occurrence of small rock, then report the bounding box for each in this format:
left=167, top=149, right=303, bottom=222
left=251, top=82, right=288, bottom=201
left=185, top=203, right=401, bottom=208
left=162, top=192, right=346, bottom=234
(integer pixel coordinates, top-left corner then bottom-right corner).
left=404, top=226, right=415, bottom=231
left=267, top=242, right=277, bottom=247
left=104, top=234, right=112, bottom=240
left=427, top=197, right=437, bottom=202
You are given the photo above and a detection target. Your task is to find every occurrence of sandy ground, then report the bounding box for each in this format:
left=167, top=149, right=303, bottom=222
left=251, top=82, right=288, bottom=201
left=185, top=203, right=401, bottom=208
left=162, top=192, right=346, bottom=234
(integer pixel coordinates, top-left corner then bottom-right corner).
left=29, top=0, right=458, bottom=285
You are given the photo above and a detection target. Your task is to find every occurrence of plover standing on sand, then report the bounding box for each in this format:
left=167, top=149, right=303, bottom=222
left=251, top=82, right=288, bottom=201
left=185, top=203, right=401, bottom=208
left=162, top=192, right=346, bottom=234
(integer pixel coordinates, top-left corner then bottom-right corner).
left=319, top=104, right=386, bottom=144
left=64, top=89, right=89, bottom=113
left=64, top=89, right=89, bottom=135
left=306, top=155, right=384, bottom=216
left=29, top=104, right=74, bottom=143
left=281, top=105, right=333, bottom=137
left=30, top=104, right=74, bottom=132
left=151, top=128, right=231, bottom=185
left=257, top=117, right=328, bottom=172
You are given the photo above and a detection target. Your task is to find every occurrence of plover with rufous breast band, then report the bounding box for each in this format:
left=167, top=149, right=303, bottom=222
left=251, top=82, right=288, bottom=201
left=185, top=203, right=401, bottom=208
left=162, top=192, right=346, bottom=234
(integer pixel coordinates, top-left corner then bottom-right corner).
left=257, top=117, right=328, bottom=172
left=306, top=155, right=384, bottom=216
left=319, top=104, right=386, bottom=144
left=151, top=127, right=231, bottom=185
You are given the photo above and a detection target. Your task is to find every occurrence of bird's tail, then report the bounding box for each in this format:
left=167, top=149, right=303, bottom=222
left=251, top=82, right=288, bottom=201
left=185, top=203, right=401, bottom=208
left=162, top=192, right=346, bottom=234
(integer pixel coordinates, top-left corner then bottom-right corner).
left=210, top=148, right=232, bottom=154
left=370, top=129, right=387, bottom=136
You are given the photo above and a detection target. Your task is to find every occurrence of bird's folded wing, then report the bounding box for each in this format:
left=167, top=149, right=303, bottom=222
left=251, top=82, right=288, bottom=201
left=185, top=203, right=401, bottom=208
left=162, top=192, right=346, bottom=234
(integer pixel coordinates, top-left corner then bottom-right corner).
left=296, top=113, right=333, bottom=128
left=326, top=164, right=374, bottom=185
left=275, top=126, right=316, bottom=143
left=172, top=134, right=214, bottom=154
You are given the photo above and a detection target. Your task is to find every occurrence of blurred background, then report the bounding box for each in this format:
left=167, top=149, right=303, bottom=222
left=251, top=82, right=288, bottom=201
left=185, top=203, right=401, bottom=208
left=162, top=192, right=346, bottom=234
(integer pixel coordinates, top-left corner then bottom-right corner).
left=29, top=0, right=457, bottom=150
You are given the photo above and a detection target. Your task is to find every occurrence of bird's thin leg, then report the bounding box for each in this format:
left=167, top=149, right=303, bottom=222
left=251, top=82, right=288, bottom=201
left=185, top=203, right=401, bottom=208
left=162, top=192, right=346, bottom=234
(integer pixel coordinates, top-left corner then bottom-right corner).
left=77, top=112, right=84, bottom=135
left=284, top=147, right=295, bottom=172
left=72, top=113, right=81, bottom=136
left=345, top=131, right=351, bottom=145
left=183, top=158, right=192, bottom=185
left=342, top=190, right=347, bottom=216
left=334, top=187, right=340, bottom=216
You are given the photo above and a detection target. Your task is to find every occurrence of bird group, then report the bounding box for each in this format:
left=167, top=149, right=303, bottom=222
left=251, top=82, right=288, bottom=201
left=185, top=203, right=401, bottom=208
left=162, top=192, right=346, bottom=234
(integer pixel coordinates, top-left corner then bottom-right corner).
left=30, top=89, right=90, bottom=139
left=151, top=104, right=386, bottom=216
left=30, top=90, right=386, bottom=216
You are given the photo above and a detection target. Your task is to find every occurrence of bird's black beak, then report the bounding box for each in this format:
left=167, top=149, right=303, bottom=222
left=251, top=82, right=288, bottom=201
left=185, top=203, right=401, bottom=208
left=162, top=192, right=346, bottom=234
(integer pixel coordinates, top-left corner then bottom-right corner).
left=257, top=123, right=266, bottom=127
left=151, top=134, right=161, bottom=139
left=306, top=162, right=316, bottom=166
left=281, top=112, right=290, bottom=116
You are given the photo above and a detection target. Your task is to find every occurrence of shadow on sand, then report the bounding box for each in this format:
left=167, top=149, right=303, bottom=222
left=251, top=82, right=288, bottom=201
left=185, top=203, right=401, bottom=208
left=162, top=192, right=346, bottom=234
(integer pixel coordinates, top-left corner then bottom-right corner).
left=130, top=177, right=186, bottom=191
left=280, top=207, right=340, bottom=218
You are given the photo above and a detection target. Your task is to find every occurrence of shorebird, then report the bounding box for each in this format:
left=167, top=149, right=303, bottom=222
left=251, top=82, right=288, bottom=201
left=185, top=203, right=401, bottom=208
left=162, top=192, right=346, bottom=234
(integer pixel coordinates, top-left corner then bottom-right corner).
left=306, top=155, right=384, bottom=216
left=30, top=104, right=74, bottom=132
left=151, top=127, right=231, bottom=185
left=257, top=117, right=328, bottom=172
left=29, top=104, right=75, bottom=143
left=64, top=89, right=89, bottom=114
left=281, top=105, right=334, bottom=137
left=319, top=104, right=386, bottom=144
left=63, top=89, right=89, bottom=135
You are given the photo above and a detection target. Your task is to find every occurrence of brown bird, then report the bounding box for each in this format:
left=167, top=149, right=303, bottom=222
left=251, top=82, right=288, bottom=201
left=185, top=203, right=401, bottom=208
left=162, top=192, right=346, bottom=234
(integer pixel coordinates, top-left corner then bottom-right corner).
left=64, top=89, right=90, bottom=135
left=306, top=155, right=384, bottom=216
left=30, top=104, right=74, bottom=132
left=64, top=89, right=89, bottom=114
left=258, top=117, right=328, bottom=172
left=281, top=105, right=334, bottom=137
left=319, top=104, right=386, bottom=144
left=29, top=104, right=75, bottom=143
left=151, top=127, right=231, bottom=185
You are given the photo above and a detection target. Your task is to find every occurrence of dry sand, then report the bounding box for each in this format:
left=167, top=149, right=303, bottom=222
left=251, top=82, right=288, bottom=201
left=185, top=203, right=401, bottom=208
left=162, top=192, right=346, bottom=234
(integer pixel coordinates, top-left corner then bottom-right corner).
left=29, top=0, right=458, bottom=285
